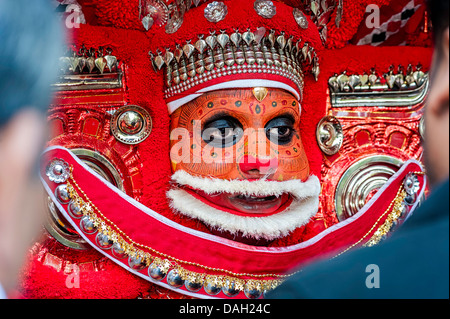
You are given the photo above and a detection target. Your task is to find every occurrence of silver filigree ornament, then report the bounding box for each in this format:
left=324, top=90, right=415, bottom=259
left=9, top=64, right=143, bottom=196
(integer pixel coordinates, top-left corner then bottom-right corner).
left=254, top=0, right=276, bottom=19
left=46, top=159, right=70, bottom=184
left=293, top=8, right=308, bottom=29
left=204, top=1, right=228, bottom=23
left=404, top=173, right=420, bottom=195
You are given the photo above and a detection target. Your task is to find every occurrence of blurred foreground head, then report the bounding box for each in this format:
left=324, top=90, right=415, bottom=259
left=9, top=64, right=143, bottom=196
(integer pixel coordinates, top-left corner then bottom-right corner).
left=425, top=0, right=449, bottom=187
left=0, top=0, right=63, bottom=294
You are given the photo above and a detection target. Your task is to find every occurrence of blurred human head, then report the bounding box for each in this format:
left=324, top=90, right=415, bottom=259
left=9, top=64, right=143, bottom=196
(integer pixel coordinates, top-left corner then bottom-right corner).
left=0, top=0, right=63, bottom=294
left=424, top=0, right=449, bottom=188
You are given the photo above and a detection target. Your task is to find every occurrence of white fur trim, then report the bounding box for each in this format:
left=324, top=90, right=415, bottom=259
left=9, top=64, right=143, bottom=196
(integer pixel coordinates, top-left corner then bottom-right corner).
left=167, top=174, right=321, bottom=240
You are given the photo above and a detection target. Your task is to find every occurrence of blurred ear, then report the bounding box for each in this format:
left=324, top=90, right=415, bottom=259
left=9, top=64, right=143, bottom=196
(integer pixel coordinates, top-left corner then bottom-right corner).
left=429, top=28, right=449, bottom=117
left=0, top=109, right=46, bottom=293
left=0, top=109, right=46, bottom=213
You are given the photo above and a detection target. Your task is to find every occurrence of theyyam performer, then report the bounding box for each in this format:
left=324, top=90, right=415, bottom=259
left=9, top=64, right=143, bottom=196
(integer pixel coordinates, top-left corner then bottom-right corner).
left=22, top=0, right=432, bottom=299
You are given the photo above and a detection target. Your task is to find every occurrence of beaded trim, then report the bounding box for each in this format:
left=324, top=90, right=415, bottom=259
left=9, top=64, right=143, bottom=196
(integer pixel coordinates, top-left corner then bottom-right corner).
left=163, top=63, right=305, bottom=100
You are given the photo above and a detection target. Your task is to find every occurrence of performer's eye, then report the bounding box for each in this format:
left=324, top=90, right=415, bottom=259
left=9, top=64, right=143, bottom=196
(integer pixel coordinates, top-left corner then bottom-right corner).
left=265, top=116, right=295, bottom=145
left=202, top=116, right=244, bottom=148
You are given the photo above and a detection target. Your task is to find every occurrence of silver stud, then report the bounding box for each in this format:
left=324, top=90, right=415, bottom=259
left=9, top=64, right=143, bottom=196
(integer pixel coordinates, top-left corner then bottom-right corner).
left=112, top=243, right=127, bottom=259
left=68, top=200, right=83, bottom=219
left=204, top=281, right=221, bottom=296
left=244, top=286, right=263, bottom=299
left=111, top=105, right=152, bottom=145
left=46, top=159, right=70, bottom=184
left=222, top=280, right=240, bottom=298
left=254, top=0, right=277, bottom=19
left=148, top=263, right=167, bottom=281
left=204, top=1, right=228, bottom=23
left=128, top=255, right=147, bottom=271
left=167, top=270, right=185, bottom=288
left=404, top=173, right=420, bottom=196
left=80, top=216, right=97, bottom=235
left=404, top=193, right=416, bottom=206
left=55, top=184, right=71, bottom=205
left=96, top=233, right=113, bottom=249
left=185, top=280, right=203, bottom=293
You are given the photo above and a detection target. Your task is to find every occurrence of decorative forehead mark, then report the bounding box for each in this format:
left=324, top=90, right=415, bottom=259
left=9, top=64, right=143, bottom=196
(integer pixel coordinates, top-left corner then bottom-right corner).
left=252, top=87, right=269, bottom=102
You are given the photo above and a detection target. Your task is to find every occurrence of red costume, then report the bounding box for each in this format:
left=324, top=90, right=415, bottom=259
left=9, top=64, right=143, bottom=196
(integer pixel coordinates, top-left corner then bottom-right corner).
left=21, top=0, right=431, bottom=299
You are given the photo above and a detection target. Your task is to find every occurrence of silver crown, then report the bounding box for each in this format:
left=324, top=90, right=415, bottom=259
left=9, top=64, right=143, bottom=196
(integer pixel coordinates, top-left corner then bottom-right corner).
left=149, top=28, right=320, bottom=100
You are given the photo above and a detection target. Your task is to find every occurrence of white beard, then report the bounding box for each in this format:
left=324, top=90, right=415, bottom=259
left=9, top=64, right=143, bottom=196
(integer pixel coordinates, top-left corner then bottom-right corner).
left=167, top=170, right=321, bottom=241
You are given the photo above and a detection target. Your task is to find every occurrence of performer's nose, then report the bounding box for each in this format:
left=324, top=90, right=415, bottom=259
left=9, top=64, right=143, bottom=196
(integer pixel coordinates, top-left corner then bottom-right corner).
left=239, top=155, right=278, bottom=177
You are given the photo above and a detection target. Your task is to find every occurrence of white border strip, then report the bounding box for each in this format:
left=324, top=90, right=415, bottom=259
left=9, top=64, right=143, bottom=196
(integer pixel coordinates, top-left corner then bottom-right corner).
left=167, top=79, right=301, bottom=114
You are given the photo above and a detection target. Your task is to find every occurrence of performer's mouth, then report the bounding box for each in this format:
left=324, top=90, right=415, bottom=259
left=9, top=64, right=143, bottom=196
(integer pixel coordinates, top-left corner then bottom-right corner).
left=167, top=170, right=321, bottom=242
left=183, top=188, right=293, bottom=217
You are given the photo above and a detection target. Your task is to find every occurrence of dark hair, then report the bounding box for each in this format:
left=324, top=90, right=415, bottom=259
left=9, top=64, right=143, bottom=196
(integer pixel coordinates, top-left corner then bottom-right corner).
left=0, top=0, right=63, bottom=127
left=428, top=0, right=450, bottom=45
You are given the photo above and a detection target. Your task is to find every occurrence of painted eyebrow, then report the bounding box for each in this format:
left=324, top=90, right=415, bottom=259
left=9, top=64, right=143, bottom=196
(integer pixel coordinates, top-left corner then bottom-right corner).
left=202, top=112, right=237, bottom=127
left=265, top=113, right=296, bottom=127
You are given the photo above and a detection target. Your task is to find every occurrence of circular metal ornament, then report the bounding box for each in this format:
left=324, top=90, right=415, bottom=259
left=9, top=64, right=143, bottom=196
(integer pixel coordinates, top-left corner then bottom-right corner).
left=80, top=216, right=97, bottom=235
left=204, top=1, right=228, bottom=23
left=111, top=105, right=152, bottom=145
left=112, top=243, right=127, bottom=259
left=254, top=0, right=277, bottom=19
left=55, top=184, right=71, bottom=205
left=390, top=202, right=409, bottom=233
left=68, top=200, right=84, bottom=219
left=293, top=8, right=308, bottom=29
left=335, top=155, right=404, bottom=221
left=404, top=173, right=420, bottom=196
left=46, top=159, right=70, bottom=183
left=185, top=280, right=203, bottom=293
left=148, top=263, right=167, bottom=281
left=95, top=233, right=113, bottom=250
left=316, top=116, right=344, bottom=156
left=204, top=281, right=221, bottom=296
left=404, top=193, right=417, bottom=206
left=244, top=286, right=263, bottom=299
left=71, top=149, right=124, bottom=192
left=167, top=270, right=185, bottom=288
left=222, top=280, right=240, bottom=298
left=128, top=256, right=147, bottom=271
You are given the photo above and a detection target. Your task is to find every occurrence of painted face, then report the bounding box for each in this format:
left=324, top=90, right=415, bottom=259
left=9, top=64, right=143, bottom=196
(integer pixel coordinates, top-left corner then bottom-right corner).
left=169, top=88, right=311, bottom=220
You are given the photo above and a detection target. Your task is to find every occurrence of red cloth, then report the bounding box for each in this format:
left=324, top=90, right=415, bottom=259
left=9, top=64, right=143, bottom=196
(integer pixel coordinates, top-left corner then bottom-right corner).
left=34, top=147, right=425, bottom=299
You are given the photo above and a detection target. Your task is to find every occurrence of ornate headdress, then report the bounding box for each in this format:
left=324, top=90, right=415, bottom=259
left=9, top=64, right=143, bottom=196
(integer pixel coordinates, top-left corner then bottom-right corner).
left=147, top=0, right=322, bottom=113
